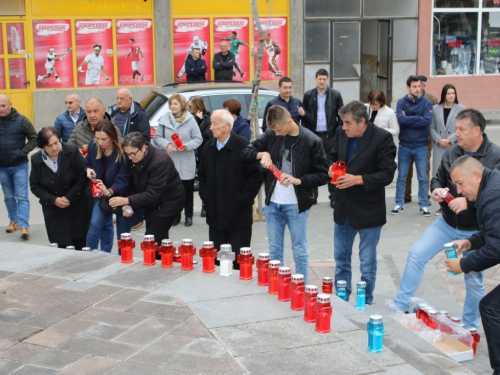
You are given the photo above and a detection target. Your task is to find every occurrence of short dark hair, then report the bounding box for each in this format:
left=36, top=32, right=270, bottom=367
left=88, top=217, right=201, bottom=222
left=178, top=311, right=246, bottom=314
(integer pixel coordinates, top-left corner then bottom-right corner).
left=266, top=105, right=291, bottom=129
left=456, top=109, right=486, bottom=133
left=232, top=31, right=237, bottom=36
left=439, top=84, right=459, bottom=105
left=123, top=131, right=147, bottom=149
left=406, top=75, right=421, bottom=87
left=93, top=44, right=101, bottom=50
left=367, top=90, right=387, bottom=107
left=129, top=38, right=135, bottom=43
left=338, top=101, right=369, bottom=124
left=223, top=98, right=242, bottom=116
left=418, top=75, right=428, bottom=83
left=315, top=69, right=329, bottom=78
left=37, top=127, right=61, bottom=149
left=278, top=77, right=292, bottom=87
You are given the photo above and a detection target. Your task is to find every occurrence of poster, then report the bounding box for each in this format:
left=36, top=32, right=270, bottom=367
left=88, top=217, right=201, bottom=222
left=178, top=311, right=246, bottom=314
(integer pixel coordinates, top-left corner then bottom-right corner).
left=32, top=20, right=74, bottom=88
left=253, top=17, right=288, bottom=81
left=75, top=19, right=114, bottom=87
left=8, top=58, right=27, bottom=89
left=7, top=23, right=25, bottom=55
left=172, top=18, right=210, bottom=82
left=0, top=24, right=4, bottom=55
left=116, top=19, right=154, bottom=86
left=0, top=60, right=5, bottom=90
left=213, top=18, right=250, bottom=81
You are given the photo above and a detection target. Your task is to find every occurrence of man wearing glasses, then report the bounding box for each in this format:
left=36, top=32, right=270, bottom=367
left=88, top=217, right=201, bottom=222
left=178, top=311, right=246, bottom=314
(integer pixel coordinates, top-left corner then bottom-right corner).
left=54, top=94, right=85, bottom=142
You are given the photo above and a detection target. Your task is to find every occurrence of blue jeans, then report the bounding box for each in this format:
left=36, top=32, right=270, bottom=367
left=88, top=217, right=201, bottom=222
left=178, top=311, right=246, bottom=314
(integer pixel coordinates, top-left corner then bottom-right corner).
left=334, top=217, right=382, bottom=305
left=395, top=145, right=428, bottom=207
left=86, top=200, right=132, bottom=253
left=0, top=163, right=30, bottom=228
left=394, top=215, right=483, bottom=328
left=264, top=202, right=309, bottom=283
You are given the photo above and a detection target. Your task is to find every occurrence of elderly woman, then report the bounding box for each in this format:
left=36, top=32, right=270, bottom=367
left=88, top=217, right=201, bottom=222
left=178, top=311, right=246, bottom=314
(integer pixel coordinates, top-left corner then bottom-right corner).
left=365, top=90, right=399, bottom=136
left=30, top=127, right=92, bottom=249
left=152, top=94, right=202, bottom=227
left=110, top=132, right=184, bottom=249
left=223, top=98, right=251, bottom=141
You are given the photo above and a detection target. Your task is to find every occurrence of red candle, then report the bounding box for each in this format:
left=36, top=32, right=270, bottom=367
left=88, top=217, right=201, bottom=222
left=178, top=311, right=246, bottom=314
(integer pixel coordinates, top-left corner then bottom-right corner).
left=469, top=328, right=480, bottom=356
left=140, top=234, right=157, bottom=266
left=171, top=133, right=186, bottom=151
left=427, top=309, right=439, bottom=330
left=290, top=274, right=305, bottom=311
left=268, top=163, right=283, bottom=180
left=267, top=260, right=280, bottom=295
left=441, top=188, right=455, bottom=204
left=118, top=233, right=135, bottom=263
left=315, top=293, right=333, bottom=333
left=199, top=241, right=217, bottom=273
left=330, top=161, right=347, bottom=184
left=257, top=253, right=270, bottom=286
left=237, top=247, right=254, bottom=280
left=304, top=285, right=318, bottom=323
left=158, top=239, right=176, bottom=268
left=178, top=239, right=196, bottom=271
left=91, top=179, right=102, bottom=198
left=322, top=276, right=333, bottom=294
left=278, top=267, right=292, bottom=302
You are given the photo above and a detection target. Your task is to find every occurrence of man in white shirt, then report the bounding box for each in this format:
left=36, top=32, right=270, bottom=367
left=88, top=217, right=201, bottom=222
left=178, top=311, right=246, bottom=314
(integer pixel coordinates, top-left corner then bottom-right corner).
left=78, top=44, right=111, bottom=85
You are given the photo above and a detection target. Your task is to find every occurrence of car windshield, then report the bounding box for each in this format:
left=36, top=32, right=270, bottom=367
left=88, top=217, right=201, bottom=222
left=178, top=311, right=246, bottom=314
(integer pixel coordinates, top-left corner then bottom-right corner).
left=141, top=92, right=168, bottom=120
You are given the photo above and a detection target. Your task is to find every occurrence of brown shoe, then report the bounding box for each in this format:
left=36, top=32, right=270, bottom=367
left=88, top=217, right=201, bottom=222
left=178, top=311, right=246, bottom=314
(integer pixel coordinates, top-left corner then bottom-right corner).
left=20, top=227, right=30, bottom=239
left=6, top=222, right=19, bottom=233
left=131, top=221, right=144, bottom=231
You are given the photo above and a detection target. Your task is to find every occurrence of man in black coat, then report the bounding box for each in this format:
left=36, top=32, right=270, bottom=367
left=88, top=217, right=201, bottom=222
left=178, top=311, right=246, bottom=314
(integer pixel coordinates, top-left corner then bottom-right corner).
left=108, top=88, right=150, bottom=141
left=212, top=41, right=235, bottom=81
left=330, top=101, right=397, bottom=305
left=185, top=48, right=207, bottom=82
left=446, top=156, right=500, bottom=375
left=199, top=110, right=262, bottom=270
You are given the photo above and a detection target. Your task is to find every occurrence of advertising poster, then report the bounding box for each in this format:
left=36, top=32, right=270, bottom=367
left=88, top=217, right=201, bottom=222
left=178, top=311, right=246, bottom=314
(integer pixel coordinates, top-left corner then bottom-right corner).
left=0, top=24, right=4, bottom=55
left=0, top=60, right=6, bottom=90
left=253, top=17, right=288, bottom=81
left=213, top=18, right=250, bottom=81
left=8, top=58, right=27, bottom=89
left=116, top=19, right=154, bottom=86
left=32, top=20, right=74, bottom=89
left=172, top=18, right=210, bottom=82
left=7, top=23, right=25, bottom=54
left=75, top=19, right=114, bottom=87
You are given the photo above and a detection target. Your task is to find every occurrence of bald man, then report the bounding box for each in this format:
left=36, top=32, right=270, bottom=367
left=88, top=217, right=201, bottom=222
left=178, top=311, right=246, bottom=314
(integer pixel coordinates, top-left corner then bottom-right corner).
left=108, top=88, right=150, bottom=140
left=446, top=156, right=500, bottom=374
left=68, top=98, right=111, bottom=148
left=212, top=41, right=235, bottom=81
left=0, top=94, right=37, bottom=239
left=54, top=93, right=85, bottom=142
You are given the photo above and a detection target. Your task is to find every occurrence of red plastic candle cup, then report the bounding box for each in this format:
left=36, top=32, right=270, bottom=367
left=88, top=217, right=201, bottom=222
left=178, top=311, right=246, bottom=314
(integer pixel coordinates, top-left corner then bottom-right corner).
left=268, top=163, right=283, bottom=181
left=140, top=234, right=157, bottom=266
left=469, top=328, right=480, bottom=356
left=330, top=161, right=347, bottom=185
left=179, top=238, right=196, bottom=271
left=66, top=246, right=75, bottom=250
left=171, top=133, right=186, bottom=151
left=291, top=274, right=305, bottom=311
left=81, top=247, right=91, bottom=252
left=315, top=293, right=333, bottom=333
left=91, top=179, right=102, bottom=198
left=441, top=188, right=455, bottom=204
left=267, top=260, right=281, bottom=295
left=256, top=253, right=270, bottom=286
left=278, top=267, right=292, bottom=302
left=118, top=233, right=135, bottom=263
left=427, top=309, right=439, bottom=330
left=237, top=247, right=255, bottom=280
left=416, top=303, right=427, bottom=320
left=304, top=285, right=319, bottom=323
left=158, top=239, right=176, bottom=268
left=322, top=276, right=333, bottom=294
left=200, top=241, right=217, bottom=273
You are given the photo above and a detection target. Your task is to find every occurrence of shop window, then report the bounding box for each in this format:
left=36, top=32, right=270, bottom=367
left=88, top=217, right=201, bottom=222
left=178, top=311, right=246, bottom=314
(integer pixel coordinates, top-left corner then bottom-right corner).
left=333, top=22, right=360, bottom=78
left=0, top=0, right=25, bottom=16
left=304, top=0, right=360, bottom=18
left=484, top=0, right=500, bottom=8
left=363, top=0, right=418, bottom=18
left=393, top=19, right=418, bottom=60
left=434, top=0, right=479, bottom=7
left=305, top=22, right=330, bottom=62
left=480, top=12, right=500, bottom=74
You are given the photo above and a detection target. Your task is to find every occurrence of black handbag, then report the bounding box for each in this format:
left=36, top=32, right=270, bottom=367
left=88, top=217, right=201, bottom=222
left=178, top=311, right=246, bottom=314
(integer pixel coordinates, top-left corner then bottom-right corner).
left=99, top=196, right=124, bottom=216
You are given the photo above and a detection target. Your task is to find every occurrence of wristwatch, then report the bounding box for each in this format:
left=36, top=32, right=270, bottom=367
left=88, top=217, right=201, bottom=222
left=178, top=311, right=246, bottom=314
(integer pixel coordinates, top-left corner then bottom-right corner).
left=107, top=189, right=113, bottom=198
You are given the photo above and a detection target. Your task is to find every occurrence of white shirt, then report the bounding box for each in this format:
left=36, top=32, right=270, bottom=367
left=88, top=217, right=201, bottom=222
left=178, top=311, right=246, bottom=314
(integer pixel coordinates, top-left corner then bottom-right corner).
left=85, top=53, right=104, bottom=72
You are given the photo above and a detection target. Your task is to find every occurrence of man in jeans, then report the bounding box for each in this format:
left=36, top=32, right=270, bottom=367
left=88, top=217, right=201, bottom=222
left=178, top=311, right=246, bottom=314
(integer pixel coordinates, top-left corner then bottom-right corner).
left=0, top=95, right=37, bottom=239
left=241, top=105, right=328, bottom=283
left=395, top=109, right=500, bottom=329
left=392, top=75, right=433, bottom=217
left=330, top=101, right=396, bottom=304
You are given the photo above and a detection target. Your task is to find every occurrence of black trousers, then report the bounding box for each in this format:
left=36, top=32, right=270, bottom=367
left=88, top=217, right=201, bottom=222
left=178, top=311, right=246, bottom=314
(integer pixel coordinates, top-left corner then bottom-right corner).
left=480, top=283, right=500, bottom=373
left=316, top=132, right=336, bottom=203
left=145, top=215, right=178, bottom=259
left=210, top=225, right=252, bottom=270
left=181, top=179, right=194, bottom=217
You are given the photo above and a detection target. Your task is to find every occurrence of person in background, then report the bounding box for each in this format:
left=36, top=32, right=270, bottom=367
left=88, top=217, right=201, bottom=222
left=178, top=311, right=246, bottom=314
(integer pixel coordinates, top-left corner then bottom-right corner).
left=152, top=94, right=202, bottom=227
left=223, top=99, right=251, bottom=141
left=108, top=88, right=150, bottom=141
left=185, top=48, right=207, bottom=83
left=30, top=127, right=92, bottom=249
left=68, top=98, right=112, bottom=149
left=54, top=93, right=85, bottom=143
left=365, top=90, right=399, bottom=136
left=212, top=41, right=235, bottom=81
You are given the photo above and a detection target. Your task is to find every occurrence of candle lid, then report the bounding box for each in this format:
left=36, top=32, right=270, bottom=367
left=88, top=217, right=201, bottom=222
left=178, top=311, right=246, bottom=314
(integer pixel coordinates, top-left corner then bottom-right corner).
left=292, top=274, right=304, bottom=282
left=220, top=244, right=232, bottom=252
left=323, top=276, right=332, bottom=282
left=428, top=309, right=438, bottom=317
left=469, top=327, right=478, bottom=334
left=120, top=233, right=132, bottom=240
left=305, top=285, right=318, bottom=293
left=269, top=260, right=281, bottom=268
left=82, top=247, right=91, bottom=251
left=66, top=246, right=75, bottom=250
left=451, top=316, right=462, bottom=323
left=357, top=281, right=366, bottom=288
left=182, top=239, right=193, bottom=246
left=162, top=239, right=173, bottom=246
left=278, top=266, right=291, bottom=275
left=202, top=241, right=214, bottom=248
left=49, top=243, right=58, bottom=247
left=240, top=247, right=252, bottom=255
left=337, top=280, right=347, bottom=288
left=438, top=310, right=448, bottom=315
left=258, top=253, right=270, bottom=260
left=143, top=234, right=155, bottom=242
left=369, top=315, right=383, bottom=324
left=316, top=293, right=331, bottom=303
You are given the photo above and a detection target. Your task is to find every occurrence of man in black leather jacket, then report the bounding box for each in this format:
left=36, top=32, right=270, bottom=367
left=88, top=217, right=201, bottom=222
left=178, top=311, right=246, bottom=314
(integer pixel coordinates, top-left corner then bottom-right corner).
left=241, top=105, right=328, bottom=283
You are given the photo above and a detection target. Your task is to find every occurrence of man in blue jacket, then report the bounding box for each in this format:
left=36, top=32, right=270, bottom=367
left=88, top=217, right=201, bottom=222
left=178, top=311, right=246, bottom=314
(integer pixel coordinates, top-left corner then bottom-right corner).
left=185, top=48, right=207, bottom=83
left=54, top=93, right=85, bottom=142
left=392, top=75, right=433, bottom=216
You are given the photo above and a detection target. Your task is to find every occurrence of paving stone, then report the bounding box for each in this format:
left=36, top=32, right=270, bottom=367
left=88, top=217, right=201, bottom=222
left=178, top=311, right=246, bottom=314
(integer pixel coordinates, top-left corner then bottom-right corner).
left=0, top=295, right=60, bottom=313
left=187, top=293, right=303, bottom=329
left=0, top=270, right=14, bottom=279
left=59, top=336, right=140, bottom=361
left=0, top=358, right=22, bottom=374
left=0, top=242, right=72, bottom=273
left=181, top=338, right=233, bottom=358
left=113, top=317, right=179, bottom=346
left=125, top=301, right=193, bottom=322
left=4, top=273, right=41, bottom=284
left=72, top=307, right=148, bottom=327
left=0, top=308, right=35, bottom=324
left=24, top=317, right=95, bottom=348
left=0, top=339, right=16, bottom=351
left=373, top=363, right=423, bottom=375
left=80, top=323, right=129, bottom=340
left=163, top=352, right=245, bottom=375
left=237, top=340, right=384, bottom=375
left=168, top=315, right=214, bottom=340
left=10, top=364, right=58, bottom=375
left=95, top=288, right=149, bottom=311
left=38, top=288, right=110, bottom=306
left=57, top=355, right=119, bottom=375
left=77, top=261, right=139, bottom=283
left=0, top=342, right=83, bottom=369
left=0, top=279, right=24, bottom=292
left=85, top=284, right=123, bottom=296
left=56, top=281, right=95, bottom=292
left=140, top=293, right=185, bottom=306
left=127, top=334, right=194, bottom=367
left=0, top=321, right=42, bottom=342
left=21, top=302, right=86, bottom=329
left=8, top=277, right=67, bottom=298
left=105, top=362, right=164, bottom=375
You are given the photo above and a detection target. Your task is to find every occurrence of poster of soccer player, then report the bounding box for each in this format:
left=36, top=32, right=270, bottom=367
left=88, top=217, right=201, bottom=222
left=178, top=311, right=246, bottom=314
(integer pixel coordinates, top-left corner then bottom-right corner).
left=33, top=20, right=74, bottom=89
left=253, top=17, right=288, bottom=81
left=172, top=18, right=210, bottom=82
left=8, top=58, right=27, bottom=89
left=6, top=23, right=25, bottom=55
left=213, top=18, right=250, bottom=81
left=75, top=19, right=114, bottom=87
left=116, top=19, right=154, bottom=86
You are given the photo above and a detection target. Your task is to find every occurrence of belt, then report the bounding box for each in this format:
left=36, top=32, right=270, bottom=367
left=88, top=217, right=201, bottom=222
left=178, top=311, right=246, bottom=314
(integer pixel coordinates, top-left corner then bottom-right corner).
left=315, top=131, right=328, bottom=136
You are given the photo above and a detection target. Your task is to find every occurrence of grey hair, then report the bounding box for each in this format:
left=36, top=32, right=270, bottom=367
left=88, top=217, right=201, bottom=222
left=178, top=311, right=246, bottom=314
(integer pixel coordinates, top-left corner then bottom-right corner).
left=338, top=101, right=369, bottom=124
left=86, top=97, right=105, bottom=109
left=213, top=109, right=234, bottom=129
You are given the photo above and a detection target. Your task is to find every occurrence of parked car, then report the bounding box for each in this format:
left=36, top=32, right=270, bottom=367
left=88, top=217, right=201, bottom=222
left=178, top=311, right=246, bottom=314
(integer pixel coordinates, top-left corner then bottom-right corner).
left=140, top=81, right=279, bottom=138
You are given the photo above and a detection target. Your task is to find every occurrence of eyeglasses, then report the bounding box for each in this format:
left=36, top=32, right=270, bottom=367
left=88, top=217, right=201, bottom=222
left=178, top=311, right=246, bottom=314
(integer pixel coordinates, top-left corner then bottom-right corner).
left=124, top=149, right=142, bottom=158
left=187, top=105, right=193, bottom=109
left=64, top=101, right=74, bottom=105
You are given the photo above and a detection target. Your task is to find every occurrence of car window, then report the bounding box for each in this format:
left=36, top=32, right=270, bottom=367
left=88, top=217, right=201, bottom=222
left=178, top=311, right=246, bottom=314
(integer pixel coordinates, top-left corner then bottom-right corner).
left=257, top=94, right=277, bottom=120
left=140, top=92, right=168, bottom=120
left=204, top=93, right=248, bottom=117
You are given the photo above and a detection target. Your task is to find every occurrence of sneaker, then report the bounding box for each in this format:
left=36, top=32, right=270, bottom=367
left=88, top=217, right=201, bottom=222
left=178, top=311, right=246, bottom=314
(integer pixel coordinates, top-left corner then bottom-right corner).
left=6, top=221, right=19, bottom=233
left=240, top=72, right=245, bottom=78
left=435, top=208, right=443, bottom=216
left=391, top=206, right=403, bottom=215
left=140, top=74, right=144, bottom=81
left=55, top=78, right=62, bottom=83
left=131, top=221, right=144, bottom=231
left=37, top=75, right=44, bottom=82
left=20, top=227, right=29, bottom=239
left=420, top=207, right=431, bottom=217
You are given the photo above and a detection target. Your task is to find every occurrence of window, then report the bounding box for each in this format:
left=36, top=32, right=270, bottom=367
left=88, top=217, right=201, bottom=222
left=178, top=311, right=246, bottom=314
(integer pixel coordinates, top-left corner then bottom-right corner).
left=305, top=22, right=330, bottom=62
left=304, top=0, right=360, bottom=18
left=333, top=22, right=360, bottom=78
left=480, top=11, right=500, bottom=73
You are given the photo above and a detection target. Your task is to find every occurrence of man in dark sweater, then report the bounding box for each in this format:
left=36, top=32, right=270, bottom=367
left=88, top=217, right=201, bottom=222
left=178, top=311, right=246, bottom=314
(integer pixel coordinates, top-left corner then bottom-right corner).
left=212, top=41, right=235, bottom=81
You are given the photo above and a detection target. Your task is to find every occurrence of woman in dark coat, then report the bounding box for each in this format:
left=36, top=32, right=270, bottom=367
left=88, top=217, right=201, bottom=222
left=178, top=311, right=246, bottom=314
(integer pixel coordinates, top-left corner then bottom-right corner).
left=30, top=127, right=92, bottom=249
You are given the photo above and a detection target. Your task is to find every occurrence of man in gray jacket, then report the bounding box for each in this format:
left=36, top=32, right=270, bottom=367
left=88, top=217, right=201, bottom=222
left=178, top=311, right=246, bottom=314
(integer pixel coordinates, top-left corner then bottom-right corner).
left=67, top=98, right=110, bottom=149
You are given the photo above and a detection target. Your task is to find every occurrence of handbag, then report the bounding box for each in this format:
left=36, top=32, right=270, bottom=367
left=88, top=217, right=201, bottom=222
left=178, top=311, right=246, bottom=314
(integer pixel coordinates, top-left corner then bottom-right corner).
left=99, top=196, right=124, bottom=216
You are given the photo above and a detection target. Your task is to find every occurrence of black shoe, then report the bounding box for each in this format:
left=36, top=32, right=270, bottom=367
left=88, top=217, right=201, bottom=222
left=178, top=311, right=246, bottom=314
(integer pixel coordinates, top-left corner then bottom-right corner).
left=427, top=201, right=432, bottom=207
left=172, top=215, right=181, bottom=226
left=185, top=217, right=193, bottom=227
left=404, top=197, right=412, bottom=204
left=330, top=200, right=335, bottom=209
left=200, top=207, right=206, bottom=217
